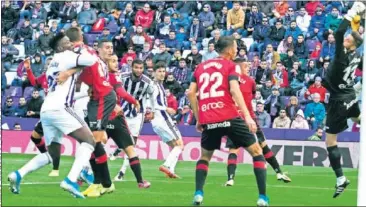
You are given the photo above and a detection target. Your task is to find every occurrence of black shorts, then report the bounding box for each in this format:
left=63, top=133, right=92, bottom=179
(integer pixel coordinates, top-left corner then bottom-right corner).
left=106, top=115, right=135, bottom=149
left=226, top=122, right=265, bottom=149
left=87, top=90, right=117, bottom=131
left=33, top=121, right=44, bottom=136
left=201, top=117, right=257, bottom=151
left=326, top=99, right=360, bottom=134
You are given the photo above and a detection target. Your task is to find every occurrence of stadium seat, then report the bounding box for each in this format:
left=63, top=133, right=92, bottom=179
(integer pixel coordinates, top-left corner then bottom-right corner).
left=306, top=40, right=319, bottom=52
left=182, top=50, right=191, bottom=58
left=242, top=38, right=254, bottom=50
left=11, top=97, right=20, bottom=107
left=23, top=87, right=34, bottom=100
left=280, top=96, right=291, bottom=106
left=5, top=86, right=23, bottom=97
left=13, top=44, right=26, bottom=61
left=106, top=21, right=118, bottom=33
left=5, top=72, right=18, bottom=86
left=85, top=34, right=98, bottom=45
left=288, top=1, right=297, bottom=9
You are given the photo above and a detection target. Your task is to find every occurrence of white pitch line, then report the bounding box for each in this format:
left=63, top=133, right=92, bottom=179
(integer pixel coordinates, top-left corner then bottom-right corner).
left=2, top=180, right=357, bottom=192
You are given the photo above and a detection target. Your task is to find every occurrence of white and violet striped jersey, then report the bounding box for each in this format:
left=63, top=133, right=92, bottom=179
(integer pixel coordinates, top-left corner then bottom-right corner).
left=120, top=72, right=155, bottom=117
left=41, top=50, right=97, bottom=112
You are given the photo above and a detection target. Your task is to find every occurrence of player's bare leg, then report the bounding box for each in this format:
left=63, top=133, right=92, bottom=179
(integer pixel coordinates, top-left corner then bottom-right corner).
left=225, top=148, right=239, bottom=186
left=159, top=139, right=184, bottom=178
left=326, top=133, right=350, bottom=198
left=245, top=142, right=269, bottom=206
left=193, top=148, right=214, bottom=205
left=260, top=141, right=291, bottom=183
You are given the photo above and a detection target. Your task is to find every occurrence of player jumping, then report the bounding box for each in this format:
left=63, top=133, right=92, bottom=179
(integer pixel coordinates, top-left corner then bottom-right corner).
left=187, top=36, right=269, bottom=206
left=8, top=33, right=98, bottom=198
left=151, top=62, right=185, bottom=178
left=322, top=2, right=364, bottom=198
left=224, top=60, right=291, bottom=187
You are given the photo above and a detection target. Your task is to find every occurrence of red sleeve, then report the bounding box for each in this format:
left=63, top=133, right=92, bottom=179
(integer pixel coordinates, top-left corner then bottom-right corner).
left=116, top=86, right=137, bottom=104
left=228, top=62, right=240, bottom=81
left=26, top=69, right=37, bottom=86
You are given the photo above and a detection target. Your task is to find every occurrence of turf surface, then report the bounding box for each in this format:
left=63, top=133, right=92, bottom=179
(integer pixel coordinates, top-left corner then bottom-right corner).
left=1, top=153, right=358, bottom=206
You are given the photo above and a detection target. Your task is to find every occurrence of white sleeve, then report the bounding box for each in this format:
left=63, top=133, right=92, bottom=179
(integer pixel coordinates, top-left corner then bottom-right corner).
left=73, top=83, right=89, bottom=101
left=64, top=50, right=98, bottom=69
left=151, top=84, right=166, bottom=111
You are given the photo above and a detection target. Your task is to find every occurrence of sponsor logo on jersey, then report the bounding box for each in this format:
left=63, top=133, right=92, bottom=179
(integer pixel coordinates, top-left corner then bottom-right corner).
left=106, top=124, right=115, bottom=129
left=201, top=101, right=224, bottom=112
left=207, top=121, right=231, bottom=130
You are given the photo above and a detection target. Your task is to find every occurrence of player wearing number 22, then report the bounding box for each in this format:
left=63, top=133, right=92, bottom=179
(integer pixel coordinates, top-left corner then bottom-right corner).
left=322, top=2, right=364, bottom=198
left=187, top=36, right=269, bottom=206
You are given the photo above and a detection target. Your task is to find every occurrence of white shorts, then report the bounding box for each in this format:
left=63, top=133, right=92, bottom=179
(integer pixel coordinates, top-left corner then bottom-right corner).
left=125, top=113, right=145, bottom=137
left=151, top=111, right=182, bottom=143
left=41, top=107, right=87, bottom=146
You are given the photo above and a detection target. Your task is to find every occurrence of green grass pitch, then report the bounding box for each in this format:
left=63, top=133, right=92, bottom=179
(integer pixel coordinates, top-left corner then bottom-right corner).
left=1, top=153, right=358, bottom=206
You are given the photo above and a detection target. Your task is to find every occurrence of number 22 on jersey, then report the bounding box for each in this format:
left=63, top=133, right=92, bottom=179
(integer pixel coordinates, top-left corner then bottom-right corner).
left=199, top=72, right=224, bottom=100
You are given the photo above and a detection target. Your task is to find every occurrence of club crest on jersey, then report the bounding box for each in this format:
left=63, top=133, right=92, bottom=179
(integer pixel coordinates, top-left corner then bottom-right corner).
left=206, top=121, right=231, bottom=130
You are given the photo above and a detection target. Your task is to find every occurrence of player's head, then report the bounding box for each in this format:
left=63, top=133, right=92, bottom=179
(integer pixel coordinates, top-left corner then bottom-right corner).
left=65, top=27, right=83, bottom=43
left=343, top=31, right=363, bottom=51
left=234, top=59, right=249, bottom=76
left=98, top=40, right=113, bottom=61
left=132, top=59, right=144, bottom=77
left=215, top=36, right=237, bottom=60
left=49, top=33, right=73, bottom=52
left=107, top=54, right=119, bottom=72
left=154, top=61, right=166, bottom=82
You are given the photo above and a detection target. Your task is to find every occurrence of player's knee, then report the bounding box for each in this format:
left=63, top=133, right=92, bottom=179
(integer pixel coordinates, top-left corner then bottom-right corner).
left=200, top=148, right=214, bottom=161
left=124, top=145, right=136, bottom=158
left=31, top=130, right=42, bottom=139
left=229, top=148, right=239, bottom=154
left=260, top=141, right=267, bottom=148
left=247, top=143, right=263, bottom=157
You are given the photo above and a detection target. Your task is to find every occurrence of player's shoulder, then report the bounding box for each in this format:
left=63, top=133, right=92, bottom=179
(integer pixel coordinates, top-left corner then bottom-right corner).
left=141, top=74, right=153, bottom=83
left=121, top=71, right=132, bottom=79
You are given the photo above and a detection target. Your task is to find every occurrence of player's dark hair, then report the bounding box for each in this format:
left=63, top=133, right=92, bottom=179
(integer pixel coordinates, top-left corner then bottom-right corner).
left=49, top=32, right=66, bottom=52
left=351, top=31, right=363, bottom=48
left=97, top=39, right=112, bottom=48
left=154, top=61, right=166, bottom=71
left=132, top=59, right=144, bottom=67
left=65, top=27, right=82, bottom=42
left=234, top=58, right=246, bottom=64
left=215, top=36, right=235, bottom=54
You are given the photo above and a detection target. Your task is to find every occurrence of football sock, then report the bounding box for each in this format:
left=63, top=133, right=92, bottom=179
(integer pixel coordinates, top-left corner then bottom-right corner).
left=18, top=152, right=52, bottom=177
left=327, top=146, right=344, bottom=178
left=94, top=142, right=111, bottom=188
left=113, top=148, right=122, bottom=157
left=48, top=142, right=61, bottom=170
left=89, top=153, right=101, bottom=184
left=129, top=156, right=143, bottom=183
left=31, top=136, right=47, bottom=153
left=262, top=145, right=282, bottom=174
left=120, top=155, right=129, bottom=174
left=253, top=155, right=267, bottom=196
left=195, top=160, right=209, bottom=192
left=164, top=146, right=182, bottom=173
left=67, top=142, right=94, bottom=183
left=227, top=153, right=237, bottom=181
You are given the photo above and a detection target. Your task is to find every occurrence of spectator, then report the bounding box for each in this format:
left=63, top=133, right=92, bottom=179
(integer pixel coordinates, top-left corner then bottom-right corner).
left=273, top=0, right=289, bottom=19
left=18, top=19, right=33, bottom=54
left=155, top=15, right=176, bottom=40
left=245, top=5, right=263, bottom=37
left=37, top=25, right=54, bottom=56
left=13, top=123, right=22, bottom=130
left=320, top=33, right=335, bottom=62
left=97, top=28, right=113, bottom=42
left=77, top=1, right=97, bottom=33
left=26, top=89, right=43, bottom=118
left=250, top=17, right=271, bottom=55
left=226, top=1, right=245, bottom=35
left=1, top=0, right=18, bottom=35
left=282, top=7, right=297, bottom=29
left=1, top=66, right=7, bottom=93
left=308, top=127, right=324, bottom=141
left=177, top=105, right=194, bottom=125
left=121, top=57, right=133, bottom=73
left=165, top=31, right=182, bottom=54
left=255, top=60, right=271, bottom=85
left=285, top=96, right=302, bottom=120
left=214, top=6, right=228, bottom=32
left=177, top=89, right=191, bottom=112
left=2, top=36, right=19, bottom=71
left=151, top=4, right=167, bottom=34
left=288, top=61, right=305, bottom=95
left=205, top=1, right=226, bottom=14
left=305, top=0, right=323, bottom=16
left=169, top=50, right=183, bottom=68
left=166, top=88, right=178, bottom=111
left=304, top=93, right=325, bottom=129
left=30, top=53, right=44, bottom=77
left=14, top=97, right=28, bottom=117
left=282, top=49, right=299, bottom=69
left=264, top=86, right=283, bottom=121
left=113, top=26, right=130, bottom=57
left=255, top=102, right=271, bottom=128
left=262, top=44, right=280, bottom=70
left=252, top=90, right=265, bottom=112
left=269, top=20, right=286, bottom=49
left=198, top=4, right=215, bottom=35
left=277, top=35, right=295, bottom=55
left=164, top=74, right=184, bottom=98
left=304, top=59, right=318, bottom=85
left=25, top=56, right=50, bottom=96
left=58, top=1, right=77, bottom=30
left=316, top=60, right=329, bottom=79
left=296, top=7, right=311, bottom=34
left=294, top=34, right=309, bottom=63
left=120, top=46, right=137, bottom=65
left=186, top=45, right=202, bottom=70
left=138, top=42, right=153, bottom=62
left=258, top=1, right=275, bottom=18
left=236, top=48, right=248, bottom=61
left=2, top=97, right=16, bottom=117
left=30, top=1, right=47, bottom=28
left=152, top=43, right=172, bottom=65
left=172, top=58, right=191, bottom=89
left=134, top=3, right=155, bottom=30
left=261, top=79, right=273, bottom=99
left=310, top=42, right=322, bottom=60
left=285, top=21, right=302, bottom=39
left=271, top=62, right=289, bottom=94
left=324, top=7, right=342, bottom=36
left=272, top=109, right=291, bottom=129
left=171, top=12, right=190, bottom=33
left=99, top=2, right=116, bottom=17
left=176, top=26, right=188, bottom=43
left=290, top=109, right=310, bottom=129
left=184, top=16, right=205, bottom=50
left=176, top=1, right=197, bottom=18
left=305, top=77, right=327, bottom=102
left=233, top=31, right=247, bottom=51
left=202, top=43, right=219, bottom=61
left=130, top=25, right=153, bottom=53
left=307, top=6, right=326, bottom=41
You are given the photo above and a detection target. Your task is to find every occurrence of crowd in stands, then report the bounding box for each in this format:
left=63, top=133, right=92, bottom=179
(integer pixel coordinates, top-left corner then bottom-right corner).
left=1, top=0, right=364, bottom=133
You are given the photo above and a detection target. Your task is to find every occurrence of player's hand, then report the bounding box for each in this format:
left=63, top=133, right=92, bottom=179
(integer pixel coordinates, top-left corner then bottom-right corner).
left=245, top=116, right=257, bottom=134
left=56, top=71, right=71, bottom=85
left=134, top=101, right=141, bottom=113
left=23, top=58, right=31, bottom=70
left=114, top=104, right=123, bottom=116
left=166, top=107, right=176, bottom=115
left=196, top=122, right=204, bottom=133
